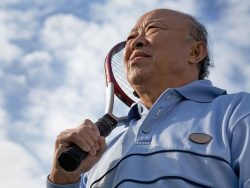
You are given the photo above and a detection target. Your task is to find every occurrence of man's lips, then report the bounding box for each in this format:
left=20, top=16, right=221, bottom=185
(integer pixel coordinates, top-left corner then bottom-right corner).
left=130, top=51, right=151, bottom=61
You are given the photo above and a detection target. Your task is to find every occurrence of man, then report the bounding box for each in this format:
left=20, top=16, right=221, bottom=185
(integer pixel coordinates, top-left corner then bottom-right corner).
left=47, top=9, right=250, bottom=188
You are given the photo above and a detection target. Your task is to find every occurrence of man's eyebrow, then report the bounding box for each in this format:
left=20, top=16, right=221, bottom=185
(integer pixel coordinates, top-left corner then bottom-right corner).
left=130, top=18, right=167, bottom=33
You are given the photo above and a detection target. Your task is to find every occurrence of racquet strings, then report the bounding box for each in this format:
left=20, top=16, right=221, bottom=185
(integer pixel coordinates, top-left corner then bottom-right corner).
left=111, top=46, right=139, bottom=104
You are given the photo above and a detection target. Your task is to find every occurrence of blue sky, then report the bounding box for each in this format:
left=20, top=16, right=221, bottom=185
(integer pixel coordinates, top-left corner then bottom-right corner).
left=0, top=0, right=250, bottom=187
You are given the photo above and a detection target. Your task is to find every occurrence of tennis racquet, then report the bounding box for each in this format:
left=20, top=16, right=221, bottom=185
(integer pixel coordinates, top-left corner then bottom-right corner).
left=58, top=41, right=140, bottom=172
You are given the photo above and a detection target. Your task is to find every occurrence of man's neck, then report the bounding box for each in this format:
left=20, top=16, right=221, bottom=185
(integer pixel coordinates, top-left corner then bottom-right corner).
left=133, top=78, right=198, bottom=108
left=134, top=84, right=166, bottom=109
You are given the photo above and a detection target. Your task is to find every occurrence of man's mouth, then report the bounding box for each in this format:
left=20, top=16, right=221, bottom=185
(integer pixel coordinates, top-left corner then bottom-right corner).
left=130, top=51, right=151, bottom=61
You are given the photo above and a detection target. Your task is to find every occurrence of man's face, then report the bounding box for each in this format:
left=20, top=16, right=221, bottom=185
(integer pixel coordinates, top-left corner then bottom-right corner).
left=124, top=9, right=195, bottom=89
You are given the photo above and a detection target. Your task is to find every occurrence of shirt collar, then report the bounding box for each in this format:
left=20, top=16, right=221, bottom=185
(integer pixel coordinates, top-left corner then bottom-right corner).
left=175, top=80, right=227, bottom=103
left=125, top=80, right=227, bottom=126
left=125, top=102, right=148, bottom=127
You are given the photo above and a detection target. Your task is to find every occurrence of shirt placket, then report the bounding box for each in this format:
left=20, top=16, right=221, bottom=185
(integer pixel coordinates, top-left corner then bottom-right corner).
left=136, top=90, right=180, bottom=145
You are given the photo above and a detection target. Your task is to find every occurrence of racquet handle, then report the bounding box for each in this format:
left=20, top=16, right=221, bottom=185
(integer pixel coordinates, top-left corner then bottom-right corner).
left=57, top=114, right=117, bottom=172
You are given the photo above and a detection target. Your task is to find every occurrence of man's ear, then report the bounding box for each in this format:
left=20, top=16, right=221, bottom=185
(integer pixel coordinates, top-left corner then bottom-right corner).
left=188, top=41, right=207, bottom=64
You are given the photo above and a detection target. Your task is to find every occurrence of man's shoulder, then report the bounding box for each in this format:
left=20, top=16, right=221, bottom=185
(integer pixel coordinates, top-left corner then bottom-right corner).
left=216, top=91, right=250, bottom=102
left=214, top=91, right=250, bottom=119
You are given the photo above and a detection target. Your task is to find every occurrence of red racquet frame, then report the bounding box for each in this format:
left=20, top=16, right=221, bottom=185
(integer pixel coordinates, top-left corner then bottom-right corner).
left=105, top=41, right=134, bottom=107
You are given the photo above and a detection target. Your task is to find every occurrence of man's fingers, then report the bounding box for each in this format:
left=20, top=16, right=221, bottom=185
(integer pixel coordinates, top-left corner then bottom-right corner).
left=97, top=136, right=107, bottom=156
left=79, top=127, right=99, bottom=150
left=83, top=119, right=100, bottom=135
left=55, top=119, right=100, bottom=153
left=77, top=136, right=107, bottom=172
left=77, top=120, right=100, bottom=152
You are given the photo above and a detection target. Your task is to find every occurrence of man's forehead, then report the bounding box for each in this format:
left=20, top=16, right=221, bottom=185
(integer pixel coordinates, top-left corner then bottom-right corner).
left=130, top=10, right=189, bottom=32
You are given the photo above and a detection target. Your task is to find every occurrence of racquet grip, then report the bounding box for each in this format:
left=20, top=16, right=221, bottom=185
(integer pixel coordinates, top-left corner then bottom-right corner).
left=57, top=114, right=117, bottom=172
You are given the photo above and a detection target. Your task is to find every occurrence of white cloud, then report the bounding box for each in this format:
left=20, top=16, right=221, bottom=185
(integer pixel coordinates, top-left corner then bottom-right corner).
left=0, top=73, right=27, bottom=95
left=0, top=92, right=9, bottom=137
left=220, top=1, right=250, bottom=47
left=207, top=0, right=250, bottom=93
left=0, top=93, right=44, bottom=188
left=0, top=8, right=43, bottom=65
left=210, top=41, right=250, bottom=92
left=0, top=38, right=22, bottom=64
left=0, top=140, right=45, bottom=188
left=0, top=9, right=40, bottom=40
left=0, top=0, right=21, bottom=7
left=41, top=14, right=86, bottom=50
left=22, top=51, right=52, bottom=66
left=21, top=51, right=54, bottom=84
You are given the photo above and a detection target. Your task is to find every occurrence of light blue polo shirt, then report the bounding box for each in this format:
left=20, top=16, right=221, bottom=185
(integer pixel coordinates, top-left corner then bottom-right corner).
left=47, top=80, right=250, bottom=188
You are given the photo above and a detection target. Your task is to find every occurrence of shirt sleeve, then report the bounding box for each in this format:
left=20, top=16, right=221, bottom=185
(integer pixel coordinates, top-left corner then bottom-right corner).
left=46, top=175, right=82, bottom=188
left=230, top=114, right=250, bottom=188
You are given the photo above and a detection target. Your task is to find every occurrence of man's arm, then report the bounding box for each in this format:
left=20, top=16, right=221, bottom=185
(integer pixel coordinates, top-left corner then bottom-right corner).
left=230, top=114, right=250, bottom=188
left=47, top=176, right=81, bottom=188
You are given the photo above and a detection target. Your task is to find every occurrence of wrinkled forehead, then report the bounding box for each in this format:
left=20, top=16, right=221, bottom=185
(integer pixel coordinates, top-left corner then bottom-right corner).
left=131, top=9, right=190, bottom=32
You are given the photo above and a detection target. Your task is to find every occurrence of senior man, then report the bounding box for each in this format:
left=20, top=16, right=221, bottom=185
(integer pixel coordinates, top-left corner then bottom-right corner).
left=47, top=9, right=250, bottom=188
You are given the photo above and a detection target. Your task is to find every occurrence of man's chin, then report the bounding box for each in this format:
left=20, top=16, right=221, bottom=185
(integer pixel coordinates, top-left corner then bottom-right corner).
left=128, top=73, right=149, bottom=86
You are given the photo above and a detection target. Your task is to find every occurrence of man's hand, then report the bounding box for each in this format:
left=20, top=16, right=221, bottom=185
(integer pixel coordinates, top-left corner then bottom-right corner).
left=49, top=119, right=107, bottom=185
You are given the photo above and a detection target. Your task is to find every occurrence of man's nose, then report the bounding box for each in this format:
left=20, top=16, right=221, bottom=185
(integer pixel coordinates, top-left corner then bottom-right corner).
left=130, top=34, right=147, bottom=49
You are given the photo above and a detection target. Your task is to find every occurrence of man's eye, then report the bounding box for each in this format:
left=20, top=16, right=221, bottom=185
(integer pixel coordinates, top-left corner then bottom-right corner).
left=146, top=25, right=158, bottom=32
left=148, top=26, right=157, bottom=29
left=126, top=35, right=136, bottom=41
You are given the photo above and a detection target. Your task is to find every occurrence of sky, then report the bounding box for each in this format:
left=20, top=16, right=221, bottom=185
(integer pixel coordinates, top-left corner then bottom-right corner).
left=0, top=0, right=250, bottom=187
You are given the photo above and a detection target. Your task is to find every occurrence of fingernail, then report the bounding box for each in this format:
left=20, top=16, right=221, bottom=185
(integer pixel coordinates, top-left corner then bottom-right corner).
left=84, top=146, right=90, bottom=151
left=91, top=150, right=96, bottom=155
left=95, top=143, right=99, bottom=150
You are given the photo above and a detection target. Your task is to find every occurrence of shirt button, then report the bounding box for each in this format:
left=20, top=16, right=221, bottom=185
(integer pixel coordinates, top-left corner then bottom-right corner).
left=166, top=95, right=171, bottom=99
left=138, top=105, right=143, bottom=113
left=155, top=108, right=161, bottom=116
left=142, top=127, right=151, bottom=134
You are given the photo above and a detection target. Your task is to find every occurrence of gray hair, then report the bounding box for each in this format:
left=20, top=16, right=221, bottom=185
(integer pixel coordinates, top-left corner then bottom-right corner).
left=186, top=15, right=213, bottom=80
